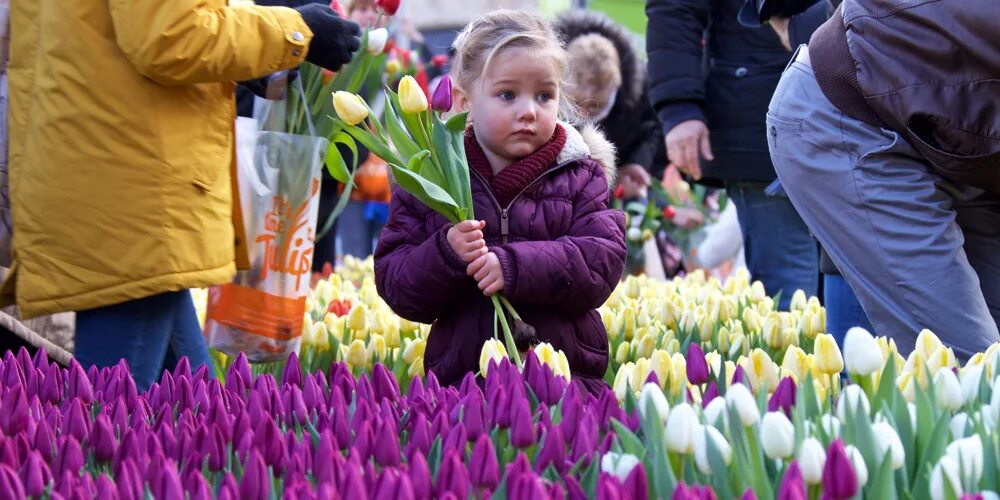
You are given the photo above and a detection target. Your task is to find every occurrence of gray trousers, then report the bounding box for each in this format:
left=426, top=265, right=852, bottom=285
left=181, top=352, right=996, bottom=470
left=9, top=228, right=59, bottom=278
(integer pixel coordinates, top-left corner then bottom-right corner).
left=767, top=47, right=1000, bottom=359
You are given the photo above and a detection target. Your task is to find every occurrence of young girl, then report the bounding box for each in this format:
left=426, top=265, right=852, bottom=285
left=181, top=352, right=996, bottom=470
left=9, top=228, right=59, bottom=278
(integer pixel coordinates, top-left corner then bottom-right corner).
left=374, top=10, right=626, bottom=393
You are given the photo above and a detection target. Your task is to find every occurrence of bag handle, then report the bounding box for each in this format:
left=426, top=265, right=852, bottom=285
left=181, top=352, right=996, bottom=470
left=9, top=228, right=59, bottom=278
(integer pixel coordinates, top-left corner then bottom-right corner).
left=258, top=70, right=317, bottom=138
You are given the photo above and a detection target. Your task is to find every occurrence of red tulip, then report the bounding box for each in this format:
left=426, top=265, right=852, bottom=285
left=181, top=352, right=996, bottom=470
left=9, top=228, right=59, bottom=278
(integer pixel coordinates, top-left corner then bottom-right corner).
left=375, top=0, right=400, bottom=16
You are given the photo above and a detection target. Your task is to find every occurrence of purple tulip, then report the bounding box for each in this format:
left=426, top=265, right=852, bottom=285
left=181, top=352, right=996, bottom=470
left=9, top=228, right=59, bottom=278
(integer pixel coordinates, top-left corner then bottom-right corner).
left=564, top=474, right=587, bottom=500
left=778, top=461, right=807, bottom=500
left=41, top=363, right=63, bottom=404
left=624, top=462, right=648, bottom=500
left=408, top=451, right=432, bottom=500
left=114, top=458, right=143, bottom=500
left=94, top=474, right=117, bottom=500
left=686, top=343, right=710, bottom=385
left=374, top=418, right=402, bottom=467
left=287, top=385, right=309, bottom=425
left=597, top=474, right=624, bottom=500
left=239, top=451, right=271, bottom=500
left=406, top=412, right=432, bottom=458
left=469, top=434, right=500, bottom=490
left=732, top=365, right=748, bottom=386
left=673, top=482, right=718, bottom=500
left=535, top=425, right=567, bottom=474
left=282, top=353, right=303, bottom=387
left=53, top=436, right=84, bottom=478
left=0, top=386, right=28, bottom=436
left=425, top=371, right=442, bottom=395
left=702, top=381, right=720, bottom=408
left=33, top=420, right=56, bottom=463
left=509, top=394, right=535, bottom=448
left=572, top=412, right=598, bottom=464
left=152, top=461, right=184, bottom=500
left=510, top=472, right=549, bottom=499
left=443, top=422, right=467, bottom=455
left=435, top=450, right=471, bottom=499
left=822, top=439, right=858, bottom=499
left=373, top=363, right=400, bottom=402
left=407, top=374, right=426, bottom=399
left=741, top=489, right=758, bottom=500
left=768, top=377, right=797, bottom=417
left=90, top=414, right=117, bottom=463
left=489, top=386, right=510, bottom=429
left=313, top=430, right=337, bottom=485
left=431, top=74, right=453, bottom=112
left=462, top=392, right=487, bottom=441
left=218, top=473, right=240, bottom=500
left=19, top=450, right=52, bottom=497
left=175, top=376, right=195, bottom=412
left=340, top=458, right=368, bottom=498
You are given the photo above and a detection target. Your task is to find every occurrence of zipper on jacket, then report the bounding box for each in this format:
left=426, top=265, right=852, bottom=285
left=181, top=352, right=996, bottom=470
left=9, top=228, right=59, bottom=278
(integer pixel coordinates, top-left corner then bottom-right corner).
left=468, top=157, right=581, bottom=244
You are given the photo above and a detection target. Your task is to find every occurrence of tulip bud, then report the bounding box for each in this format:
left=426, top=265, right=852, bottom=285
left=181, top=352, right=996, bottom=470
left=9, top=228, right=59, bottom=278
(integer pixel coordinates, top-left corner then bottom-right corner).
left=790, top=290, right=808, bottom=312
left=726, top=383, right=760, bottom=427
left=935, top=369, right=963, bottom=412
left=843, top=327, right=884, bottom=376
left=600, top=452, right=641, bottom=481
left=344, top=340, right=368, bottom=368
left=686, top=343, right=710, bottom=385
left=760, top=412, right=795, bottom=459
left=402, top=338, right=426, bottom=365
left=945, top=435, right=984, bottom=487
left=638, top=383, right=670, bottom=425
left=704, top=396, right=729, bottom=429
left=398, top=75, right=428, bottom=114
left=915, top=329, right=944, bottom=359
left=332, top=91, right=370, bottom=126
left=813, top=334, right=844, bottom=375
left=872, top=421, right=905, bottom=470
left=469, top=434, right=500, bottom=489
left=778, top=461, right=807, bottom=500
left=930, top=456, right=962, bottom=500
left=693, top=424, right=732, bottom=475
left=430, top=75, right=453, bottom=112
left=797, top=437, right=826, bottom=485
left=822, top=440, right=858, bottom=499
left=375, top=0, right=400, bottom=15
left=960, top=364, right=985, bottom=405
left=366, top=28, right=388, bottom=55
left=665, top=403, right=699, bottom=454
left=836, top=385, right=871, bottom=421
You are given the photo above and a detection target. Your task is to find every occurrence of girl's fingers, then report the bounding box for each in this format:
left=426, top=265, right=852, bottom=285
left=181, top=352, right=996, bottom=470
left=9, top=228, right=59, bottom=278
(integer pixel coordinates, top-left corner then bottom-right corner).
left=466, top=255, right=486, bottom=276
left=463, top=230, right=484, bottom=242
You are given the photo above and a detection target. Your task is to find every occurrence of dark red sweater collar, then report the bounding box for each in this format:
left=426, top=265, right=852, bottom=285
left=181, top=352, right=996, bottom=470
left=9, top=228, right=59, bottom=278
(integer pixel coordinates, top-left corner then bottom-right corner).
left=465, top=124, right=567, bottom=207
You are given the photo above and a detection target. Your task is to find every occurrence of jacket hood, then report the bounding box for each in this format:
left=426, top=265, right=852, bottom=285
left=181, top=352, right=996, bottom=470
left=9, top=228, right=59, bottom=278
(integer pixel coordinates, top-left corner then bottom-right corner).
left=559, top=123, right=618, bottom=187
left=554, top=10, right=646, bottom=109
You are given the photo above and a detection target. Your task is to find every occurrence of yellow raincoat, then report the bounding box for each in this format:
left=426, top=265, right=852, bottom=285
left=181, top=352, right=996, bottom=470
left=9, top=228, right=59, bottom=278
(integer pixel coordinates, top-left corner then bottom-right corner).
left=3, top=0, right=313, bottom=318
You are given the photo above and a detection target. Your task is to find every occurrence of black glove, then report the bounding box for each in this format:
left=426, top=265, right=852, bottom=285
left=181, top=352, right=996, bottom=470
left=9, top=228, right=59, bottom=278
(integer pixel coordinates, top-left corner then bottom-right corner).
left=293, top=3, right=361, bottom=72
left=238, top=69, right=299, bottom=100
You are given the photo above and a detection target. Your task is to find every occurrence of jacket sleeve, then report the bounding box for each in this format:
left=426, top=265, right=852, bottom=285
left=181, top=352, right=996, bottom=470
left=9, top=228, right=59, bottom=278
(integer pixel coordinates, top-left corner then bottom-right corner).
left=491, top=163, right=627, bottom=314
left=622, top=90, right=668, bottom=178
left=373, top=188, right=471, bottom=324
left=788, top=1, right=833, bottom=46
left=108, top=1, right=311, bottom=85
left=645, top=0, right=710, bottom=134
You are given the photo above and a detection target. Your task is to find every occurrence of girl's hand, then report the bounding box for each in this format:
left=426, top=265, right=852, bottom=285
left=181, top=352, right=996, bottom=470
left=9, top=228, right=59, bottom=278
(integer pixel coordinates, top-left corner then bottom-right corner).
left=467, top=252, right=505, bottom=296
left=447, top=220, right=487, bottom=263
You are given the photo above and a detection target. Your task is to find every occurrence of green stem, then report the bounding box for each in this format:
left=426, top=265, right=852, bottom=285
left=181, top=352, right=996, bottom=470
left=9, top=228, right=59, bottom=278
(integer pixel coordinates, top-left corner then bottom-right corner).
left=498, top=295, right=522, bottom=321
left=492, top=295, right=522, bottom=368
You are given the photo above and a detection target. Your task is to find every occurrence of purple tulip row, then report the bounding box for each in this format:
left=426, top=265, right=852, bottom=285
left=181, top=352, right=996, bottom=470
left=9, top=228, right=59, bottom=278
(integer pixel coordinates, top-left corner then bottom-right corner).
left=0, top=346, right=725, bottom=499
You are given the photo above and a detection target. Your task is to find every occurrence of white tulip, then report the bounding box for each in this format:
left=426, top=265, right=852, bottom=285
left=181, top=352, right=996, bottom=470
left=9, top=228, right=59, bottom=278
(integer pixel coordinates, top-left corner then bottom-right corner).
left=846, top=445, right=869, bottom=488
left=872, top=421, right=906, bottom=470
left=366, top=28, right=388, bottom=55
left=991, top=375, right=1000, bottom=422
left=979, top=491, right=1000, bottom=500
left=843, top=327, right=884, bottom=376
left=935, top=369, right=964, bottom=411
left=797, top=437, right=827, bottom=485
left=950, top=412, right=970, bottom=440
left=665, top=403, right=699, bottom=454
left=930, top=456, right=963, bottom=500
left=836, top=384, right=871, bottom=422
left=821, top=414, right=842, bottom=437
left=980, top=405, right=997, bottom=431
left=725, top=383, right=760, bottom=427
left=945, top=435, right=984, bottom=487
left=960, top=364, right=985, bottom=405
left=600, top=452, right=641, bottom=481
left=760, top=412, right=795, bottom=459
left=908, top=403, right=918, bottom=430
left=703, top=396, right=729, bottom=429
left=638, top=383, right=671, bottom=425
left=693, top=424, right=732, bottom=474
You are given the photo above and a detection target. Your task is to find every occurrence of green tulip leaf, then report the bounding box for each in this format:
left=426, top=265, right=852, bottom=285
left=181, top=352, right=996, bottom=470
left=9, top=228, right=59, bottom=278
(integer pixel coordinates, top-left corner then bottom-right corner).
left=390, top=156, right=462, bottom=223
left=324, top=132, right=358, bottom=185
left=445, top=112, right=469, bottom=133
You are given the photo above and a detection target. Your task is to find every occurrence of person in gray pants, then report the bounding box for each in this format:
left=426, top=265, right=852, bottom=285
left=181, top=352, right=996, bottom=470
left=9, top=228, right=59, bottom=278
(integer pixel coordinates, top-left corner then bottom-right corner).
left=765, top=0, right=1000, bottom=360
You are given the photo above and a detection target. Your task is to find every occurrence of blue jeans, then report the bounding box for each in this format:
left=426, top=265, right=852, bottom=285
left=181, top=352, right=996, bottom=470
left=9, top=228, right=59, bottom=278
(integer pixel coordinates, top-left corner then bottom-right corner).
left=75, top=290, right=211, bottom=392
left=726, top=181, right=819, bottom=310
left=824, top=274, right=873, bottom=347
left=338, top=200, right=387, bottom=259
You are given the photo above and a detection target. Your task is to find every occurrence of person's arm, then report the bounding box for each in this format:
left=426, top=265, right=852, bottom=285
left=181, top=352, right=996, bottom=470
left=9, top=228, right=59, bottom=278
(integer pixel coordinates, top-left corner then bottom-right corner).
left=374, top=188, right=473, bottom=324
left=645, top=0, right=710, bottom=134
left=623, top=89, right=668, bottom=179
left=491, top=162, right=627, bottom=314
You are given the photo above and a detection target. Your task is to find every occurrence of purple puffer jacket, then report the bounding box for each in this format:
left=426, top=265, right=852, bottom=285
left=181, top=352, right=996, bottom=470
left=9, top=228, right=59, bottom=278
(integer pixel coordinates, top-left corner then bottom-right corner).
left=374, top=125, right=627, bottom=392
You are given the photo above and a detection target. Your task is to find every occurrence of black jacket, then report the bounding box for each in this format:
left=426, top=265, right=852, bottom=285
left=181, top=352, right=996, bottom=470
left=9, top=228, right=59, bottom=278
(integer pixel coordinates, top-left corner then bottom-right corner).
left=554, top=11, right=669, bottom=179
left=646, top=0, right=792, bottom=182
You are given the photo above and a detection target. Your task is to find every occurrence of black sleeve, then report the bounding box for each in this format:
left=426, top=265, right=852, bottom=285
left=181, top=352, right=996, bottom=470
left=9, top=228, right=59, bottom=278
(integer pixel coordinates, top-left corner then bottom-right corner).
left=622, top=90, right=667, bottom=178
left=788, top=0, right=833, bottom=46
left=645, top=0, right=710, bottom=135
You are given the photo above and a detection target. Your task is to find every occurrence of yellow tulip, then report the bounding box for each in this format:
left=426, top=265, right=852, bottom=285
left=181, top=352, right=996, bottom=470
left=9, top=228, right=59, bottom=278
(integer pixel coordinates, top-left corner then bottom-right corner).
left=665, top=338, right=681, bottom=355
left=927, top=346, right=957, bottom=376
left=634, top=358, right=651, bottom=391
left=601, top=310, right=618, bottom=338
left=479, top=338, right=508, bottom=377
left=622, top=305, right=638, bottom=340
left=661, top=299, right=682, bottom=330
left=555, top=350, right=572, bottom=382
left=813, top=334, right=844, bottom=375
left=311, top=322, right=331, bottom=350
left=332, top=91, right=370, bottom=126
left=915, top=329, right=944, bottom=359
left=408, top=357, right=424, bottom=378
left=398, top=316, right=421, bottom=334
left=705, top=352, right=723, bottom=377
left=344, top=339, right=368, bottom=368
left=723, top=361, right=737, bottom=388
left=402, top=338, right=426, bottom=365
left=743, top=307, right=763, bottom=333
left=625, top=276, right=642, bottom=299
left=615, top=342, right=630, bottom=365
left=718, top=327, right=731, bottom=352
left=744, top=348, right=779, bottom=393
left=386, top=58, right=402, bottom=75
left=533, top=342, right=572, bottom=382
left=384, top=320, right=401, bottom=349
left=614, top=362, right=637, bottom=402
left=783, top=328, right=800, bottom=349
left=782, top=346, right=810, bottom=383
left=398, top=75, right=429, bottom=114
left=897, top=372, right=916, bottom=402
left=635, top=334, right=656, bottom=360
left=670, top=353, right=688, bottom=395
left=747, top=281, right=767, bottom=303
left=649, top=350, right=673, bottom=389
left=697, top=309, right=715, bottom=342
left=762, top=314, right=782, bottom=349
left=876, top=336, right=897, bottom=362
left=347, top=303, right=368, bottom=332
left=756, top=297, right=775, bottom=317
left=719, top=296, right=738, bottom=324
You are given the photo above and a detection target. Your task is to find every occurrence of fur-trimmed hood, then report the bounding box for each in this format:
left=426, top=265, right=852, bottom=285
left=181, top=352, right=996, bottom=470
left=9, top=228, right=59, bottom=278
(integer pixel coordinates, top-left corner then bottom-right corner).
left=559, top=123, right=618, bottom=188
left=554, top=10, right=646, bottom=110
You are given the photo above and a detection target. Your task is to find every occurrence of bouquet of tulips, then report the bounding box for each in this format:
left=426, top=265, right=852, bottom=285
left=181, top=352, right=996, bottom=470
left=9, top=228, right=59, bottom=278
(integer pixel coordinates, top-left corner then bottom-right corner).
left=327, top=74, right=529, bottom=368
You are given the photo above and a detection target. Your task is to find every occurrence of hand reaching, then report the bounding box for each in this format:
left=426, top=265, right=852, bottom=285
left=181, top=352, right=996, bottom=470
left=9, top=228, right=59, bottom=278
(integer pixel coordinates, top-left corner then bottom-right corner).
left=665, top=120, right=714, bottom=181
left=447, top=220, right=487, bottom=263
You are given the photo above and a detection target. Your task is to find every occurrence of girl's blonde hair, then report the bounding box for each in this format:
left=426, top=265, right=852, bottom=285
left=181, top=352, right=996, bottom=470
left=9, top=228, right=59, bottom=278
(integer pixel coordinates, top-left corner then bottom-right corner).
left=451, top=10, right=578, bottom=121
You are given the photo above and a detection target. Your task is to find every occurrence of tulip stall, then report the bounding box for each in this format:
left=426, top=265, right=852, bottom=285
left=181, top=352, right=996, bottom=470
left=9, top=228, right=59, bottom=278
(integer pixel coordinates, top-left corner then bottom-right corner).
left=2, top=257, right=999, bottom=499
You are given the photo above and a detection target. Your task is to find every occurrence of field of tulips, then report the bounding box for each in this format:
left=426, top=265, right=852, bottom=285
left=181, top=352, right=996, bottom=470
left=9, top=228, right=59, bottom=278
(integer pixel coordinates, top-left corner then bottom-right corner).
left=3, top=257, right=1000, bottom=499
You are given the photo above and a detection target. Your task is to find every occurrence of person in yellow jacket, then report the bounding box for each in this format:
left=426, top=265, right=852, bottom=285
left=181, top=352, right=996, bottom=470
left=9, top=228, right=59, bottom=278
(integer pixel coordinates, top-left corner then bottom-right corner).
left=3, top=0, right=360, bottom=390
